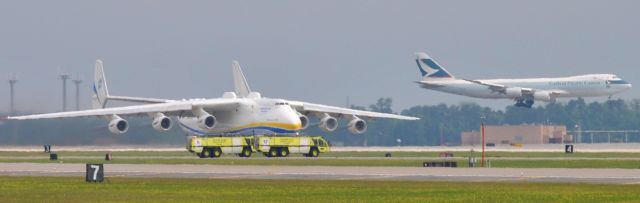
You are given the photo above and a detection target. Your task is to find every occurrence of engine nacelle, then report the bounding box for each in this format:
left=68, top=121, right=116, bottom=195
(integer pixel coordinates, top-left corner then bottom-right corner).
left=197, top=115, right=216, bottom=130
left=505, top=87, right=523, bottom=98
left=533, top=91, right=552, bottom=102
left=108, top=116, right=129, bottom=134
left=152, top=113, right=172, bottom=132
left=318, top=114, right=338, bottom=132
left=297, top=112, right=309, bottom=130
left=192, top=107, right=217, bottom=130
left=347, top=118, right=367, bottom=134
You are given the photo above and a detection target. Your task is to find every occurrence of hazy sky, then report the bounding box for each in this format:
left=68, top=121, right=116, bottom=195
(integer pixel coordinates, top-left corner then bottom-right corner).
left=1, top=0, right=638, bottom=113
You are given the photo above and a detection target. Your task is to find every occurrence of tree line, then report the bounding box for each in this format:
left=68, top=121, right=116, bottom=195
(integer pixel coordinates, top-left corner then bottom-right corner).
left=307, top=98, right=640, bottom=146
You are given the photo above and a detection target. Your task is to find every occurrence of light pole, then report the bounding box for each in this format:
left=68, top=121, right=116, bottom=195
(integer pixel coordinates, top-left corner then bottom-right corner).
left=73, top=77, right=82, bottom=110
left=480, top=115, right=486, bottom=167
left=8, top=74, right=18, bottom=116
left=59, top=74, right=71, bottom=111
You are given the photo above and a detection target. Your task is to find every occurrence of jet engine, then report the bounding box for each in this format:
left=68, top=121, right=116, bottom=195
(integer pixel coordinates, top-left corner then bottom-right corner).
left=533, top=91, right=552, bottom=102
left=108, top=116, right=129, bottom=134
left=193, top=107, right=216, bottom=130
left=318, top=114, right=338, bottom=132
left=152, top=113, right=172, bottom=132
left=297, top=112, right=309, bottom=130
left=505, top=87, right=523, bottom=98
left=347, top=117, right=367, bottom=134
left=197, top=114, right=216, bottom=130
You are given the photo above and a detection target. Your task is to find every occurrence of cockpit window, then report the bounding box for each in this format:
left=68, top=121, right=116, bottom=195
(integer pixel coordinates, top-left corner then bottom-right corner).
left=275, top=102, right=289, bottom=106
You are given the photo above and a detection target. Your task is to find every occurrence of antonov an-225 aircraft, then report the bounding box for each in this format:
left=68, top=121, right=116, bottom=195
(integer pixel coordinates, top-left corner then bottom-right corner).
left=7, top=60, right=418, bottom=135
left=414, top=52, right=632, bottom=108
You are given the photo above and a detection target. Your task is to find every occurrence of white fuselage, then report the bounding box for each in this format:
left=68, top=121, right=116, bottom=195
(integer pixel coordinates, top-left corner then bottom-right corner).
left=419, top=74, right=631, bottom=99
left=177, top=98, right=302, bottom=136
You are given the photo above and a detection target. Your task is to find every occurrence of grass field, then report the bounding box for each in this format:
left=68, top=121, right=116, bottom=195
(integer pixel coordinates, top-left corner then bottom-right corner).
left=1, top=176, right=639, bottom=202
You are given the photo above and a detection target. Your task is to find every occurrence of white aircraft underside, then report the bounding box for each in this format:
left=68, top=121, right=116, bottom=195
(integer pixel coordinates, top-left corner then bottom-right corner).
left=7, top=60, right=418, bottom=136
left=414, top=52, right=632, bottom=108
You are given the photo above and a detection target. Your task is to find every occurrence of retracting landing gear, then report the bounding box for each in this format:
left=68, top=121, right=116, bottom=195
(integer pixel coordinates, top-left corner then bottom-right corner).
left=515, top=99, right=534, bottom=108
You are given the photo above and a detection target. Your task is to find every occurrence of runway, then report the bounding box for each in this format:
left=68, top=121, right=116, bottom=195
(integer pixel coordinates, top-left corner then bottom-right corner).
left=1, top=163, right=640, bottom=184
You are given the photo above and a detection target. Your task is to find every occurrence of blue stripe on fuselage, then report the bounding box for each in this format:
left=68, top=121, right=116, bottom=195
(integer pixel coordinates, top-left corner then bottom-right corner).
left=178, top=122, right=296, bottom=136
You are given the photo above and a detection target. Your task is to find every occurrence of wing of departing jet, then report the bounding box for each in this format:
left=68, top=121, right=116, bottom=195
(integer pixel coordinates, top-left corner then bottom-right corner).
left=464, top=79, right=507, bottom=93
left=288, top=101, right=419, bottom=120
left=463, top=79, right=534, bottom=94
left=464, top=79, right=566, bottom=106
left=7, top=99, right=238, bottom=120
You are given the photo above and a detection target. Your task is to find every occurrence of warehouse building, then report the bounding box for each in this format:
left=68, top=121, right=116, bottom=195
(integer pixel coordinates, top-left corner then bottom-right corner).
left=460, top=125, right=567, bottom=145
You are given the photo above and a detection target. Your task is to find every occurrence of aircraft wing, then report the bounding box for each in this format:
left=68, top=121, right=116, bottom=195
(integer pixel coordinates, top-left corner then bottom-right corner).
left=7, top=99, right=238, bottom=120
left=288, top=101, right=419, bottom=120
left=463, top=79, right=507, bottom=93
left=464, top=79, right=571, bottom=100
left=107, top=95, right=177, bottom=104
left=464, top=79, right=535, bottom=94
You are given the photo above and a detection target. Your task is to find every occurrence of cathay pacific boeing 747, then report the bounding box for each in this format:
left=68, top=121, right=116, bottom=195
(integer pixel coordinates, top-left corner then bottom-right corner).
left=414, top=52, right=632, bottom=108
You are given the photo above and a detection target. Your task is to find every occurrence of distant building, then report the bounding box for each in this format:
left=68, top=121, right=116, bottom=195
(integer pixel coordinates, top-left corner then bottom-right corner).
left=461, top=125, right=567, bottom=145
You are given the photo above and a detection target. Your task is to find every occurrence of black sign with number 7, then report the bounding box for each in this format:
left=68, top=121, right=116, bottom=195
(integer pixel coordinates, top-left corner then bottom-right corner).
left=86, top=164, right=104, bottom=182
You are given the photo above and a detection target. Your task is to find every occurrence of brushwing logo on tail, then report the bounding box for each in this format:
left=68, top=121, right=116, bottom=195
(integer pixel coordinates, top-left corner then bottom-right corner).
left=416, top=58, right=452, bottom=78
left=93, top=79, right=103, bottom=101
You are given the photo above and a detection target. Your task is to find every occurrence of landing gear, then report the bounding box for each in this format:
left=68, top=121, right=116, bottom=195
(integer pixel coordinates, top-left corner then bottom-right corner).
left=515, top=99, right=534, bottom=108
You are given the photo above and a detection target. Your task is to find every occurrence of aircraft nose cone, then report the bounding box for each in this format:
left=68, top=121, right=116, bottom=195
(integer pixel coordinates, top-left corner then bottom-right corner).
left=621, top=83, right=633, bottom=89
left=286, top=112, right=303, bottom=130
